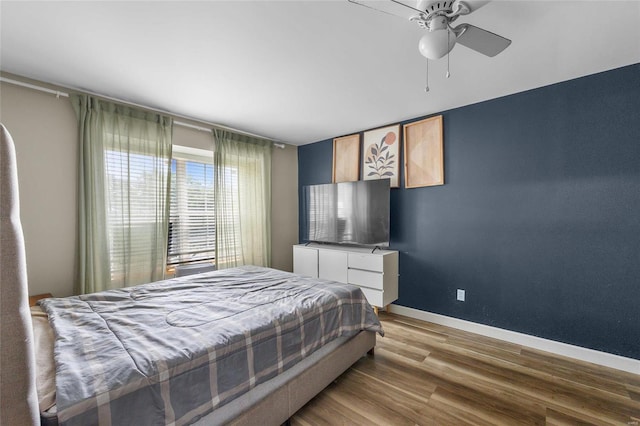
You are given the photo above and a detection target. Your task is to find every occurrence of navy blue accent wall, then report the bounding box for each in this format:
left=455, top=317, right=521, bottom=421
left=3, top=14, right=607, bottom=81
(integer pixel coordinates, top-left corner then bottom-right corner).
left=298, top=64, right=640, bottom=360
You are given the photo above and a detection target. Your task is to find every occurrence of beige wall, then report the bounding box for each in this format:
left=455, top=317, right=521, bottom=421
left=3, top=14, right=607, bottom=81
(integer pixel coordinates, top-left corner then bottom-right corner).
left=0, top=75, right=298, bottom=296
left=172, top=124, right=214, bottom=151
left=0, top=78, right=78, bottom=297
left=271, top=143, right=298, bottom=272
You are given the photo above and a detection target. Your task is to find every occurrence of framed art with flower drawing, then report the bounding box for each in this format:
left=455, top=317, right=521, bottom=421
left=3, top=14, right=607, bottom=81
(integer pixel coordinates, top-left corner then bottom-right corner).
left=363, top=124, right=400, bottom=188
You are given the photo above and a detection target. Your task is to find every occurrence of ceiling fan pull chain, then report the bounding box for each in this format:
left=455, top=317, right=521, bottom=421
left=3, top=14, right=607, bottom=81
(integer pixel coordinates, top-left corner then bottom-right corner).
left=425, top=58, right=430, bottom=93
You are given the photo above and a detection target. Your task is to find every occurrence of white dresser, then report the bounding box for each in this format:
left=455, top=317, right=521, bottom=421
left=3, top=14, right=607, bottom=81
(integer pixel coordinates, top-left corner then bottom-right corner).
left=293, top=244, right=398, bottom=310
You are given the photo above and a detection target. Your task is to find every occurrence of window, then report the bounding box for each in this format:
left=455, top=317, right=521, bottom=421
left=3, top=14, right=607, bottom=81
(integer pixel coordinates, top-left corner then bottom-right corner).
left=167, top=146, right=215, bottom=266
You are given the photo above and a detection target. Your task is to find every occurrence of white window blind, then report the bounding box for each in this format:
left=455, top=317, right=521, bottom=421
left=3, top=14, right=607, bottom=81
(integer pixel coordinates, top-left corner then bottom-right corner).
left=104, top=149, right=170, bottom=283
left=168, top=146, right=216, bottom=265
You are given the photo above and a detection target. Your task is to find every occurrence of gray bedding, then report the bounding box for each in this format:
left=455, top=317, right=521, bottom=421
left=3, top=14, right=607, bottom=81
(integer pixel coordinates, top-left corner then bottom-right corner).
left=40, top=266, right=383, bottom=426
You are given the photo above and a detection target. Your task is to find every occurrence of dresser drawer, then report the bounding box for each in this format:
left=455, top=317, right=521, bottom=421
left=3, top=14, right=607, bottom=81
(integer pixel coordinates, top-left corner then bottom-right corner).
left=348, top=253, right=383, bottom=272
left=348, top=268, right=383, bottom=290
left=319, top=249, right=348, bottom=283
left=359, top=287, right=384, bottom=307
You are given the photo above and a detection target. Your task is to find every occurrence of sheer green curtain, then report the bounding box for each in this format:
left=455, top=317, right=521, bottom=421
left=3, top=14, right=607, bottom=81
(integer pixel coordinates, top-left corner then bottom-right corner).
left=72, top=95, right=172, bottom=294
left=213, top=129, right=271, bottom=269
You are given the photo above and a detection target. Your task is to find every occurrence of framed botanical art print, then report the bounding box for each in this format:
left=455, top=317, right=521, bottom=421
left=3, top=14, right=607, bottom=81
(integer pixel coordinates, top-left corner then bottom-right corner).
left=362, top=124, right=400, bottom=188
left=403, top=115, right=444, bottom=188
left=332, top=133, right=360, bottom=182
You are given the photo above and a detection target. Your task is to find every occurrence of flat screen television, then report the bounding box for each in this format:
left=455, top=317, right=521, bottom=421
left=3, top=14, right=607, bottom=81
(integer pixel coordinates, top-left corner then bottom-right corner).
left=302, top=179, right=390, bottom=247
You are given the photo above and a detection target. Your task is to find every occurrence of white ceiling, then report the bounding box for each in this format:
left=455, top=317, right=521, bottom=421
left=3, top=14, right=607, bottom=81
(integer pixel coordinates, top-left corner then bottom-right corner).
left=1, top=1, right=639, bottom=145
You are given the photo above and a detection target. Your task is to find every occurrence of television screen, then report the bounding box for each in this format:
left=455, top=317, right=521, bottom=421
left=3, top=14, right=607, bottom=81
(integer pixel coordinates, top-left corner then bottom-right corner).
left=302, top=179, right=390, bottom=247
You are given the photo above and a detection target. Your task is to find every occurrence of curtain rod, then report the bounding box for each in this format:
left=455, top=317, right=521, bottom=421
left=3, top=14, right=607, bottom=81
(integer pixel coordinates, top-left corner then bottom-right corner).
left=0, top=76, right=285, bottom=148
left=172, top=120, right=285, bottom=149
left=0, top=76, right=70, bottom=99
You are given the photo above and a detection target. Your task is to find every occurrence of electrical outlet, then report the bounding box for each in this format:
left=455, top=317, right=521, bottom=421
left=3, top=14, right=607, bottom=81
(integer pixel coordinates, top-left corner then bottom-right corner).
left=456, top=289, right=465, bottom=302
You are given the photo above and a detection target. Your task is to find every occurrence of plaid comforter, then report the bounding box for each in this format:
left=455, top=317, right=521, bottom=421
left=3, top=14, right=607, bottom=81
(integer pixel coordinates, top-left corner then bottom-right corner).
left=40, top=266, right=383, bottom=426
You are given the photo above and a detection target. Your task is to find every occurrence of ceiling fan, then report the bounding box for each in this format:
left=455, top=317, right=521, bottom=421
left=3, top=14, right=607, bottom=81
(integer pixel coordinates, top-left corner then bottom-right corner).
left=347, top=0, right=511, bottom=61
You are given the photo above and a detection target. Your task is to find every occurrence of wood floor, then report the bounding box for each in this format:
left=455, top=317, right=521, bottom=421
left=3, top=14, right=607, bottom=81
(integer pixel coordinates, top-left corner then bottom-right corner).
left=291, top=312, right=640, bottom=425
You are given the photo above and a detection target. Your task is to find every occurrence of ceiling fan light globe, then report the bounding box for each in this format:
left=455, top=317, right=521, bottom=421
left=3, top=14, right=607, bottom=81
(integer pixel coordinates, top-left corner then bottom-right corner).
left=418, top=28, right=457, bottom=60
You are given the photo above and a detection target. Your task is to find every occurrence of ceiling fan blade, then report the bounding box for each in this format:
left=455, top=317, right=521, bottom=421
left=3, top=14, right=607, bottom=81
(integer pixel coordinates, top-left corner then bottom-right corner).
left=346, top=0, right=424, bottom=20
left=451, top=0, right=491, bottom=16
left=453, top=23, right=511, bottom=57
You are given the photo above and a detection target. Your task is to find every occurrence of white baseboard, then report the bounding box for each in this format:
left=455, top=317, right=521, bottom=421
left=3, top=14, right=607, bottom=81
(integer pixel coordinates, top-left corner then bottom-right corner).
left=388, top=304, right=640, bottom=376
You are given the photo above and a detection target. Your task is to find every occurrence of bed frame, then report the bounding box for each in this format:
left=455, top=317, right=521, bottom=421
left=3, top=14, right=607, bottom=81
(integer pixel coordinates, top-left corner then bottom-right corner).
left=193, top=331, right=375, bottom=425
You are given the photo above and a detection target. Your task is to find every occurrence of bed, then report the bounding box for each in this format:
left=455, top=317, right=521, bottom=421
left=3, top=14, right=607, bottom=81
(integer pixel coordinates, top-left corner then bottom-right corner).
left=34, top=266, right=382, bottom=425
left=0, top=124, right=382, bottom=426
